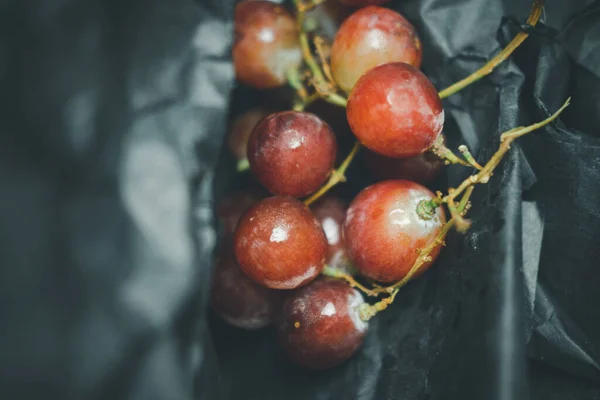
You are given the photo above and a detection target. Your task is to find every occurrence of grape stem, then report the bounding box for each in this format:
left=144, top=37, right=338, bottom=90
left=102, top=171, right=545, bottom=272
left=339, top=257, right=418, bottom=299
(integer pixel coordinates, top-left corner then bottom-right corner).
left=376, top=218, right=457, bottom=296
left=358, top=289, right=399, bottom=321
left=286, top=67, right=308, bottom=101
left=438, top=0, right=545, bottom=99
left=295, top=0, right=327, bottom=13
left=372, top=97, right=571, bottom=299
left=237, top=158, right=250, bottom=172
left=437, top=96, right=570, bottom=232
left=293, top=0, right=348, bottom=108
left=313, top=35, right=336, bottom=85
left=286, top=67, right=312, bottom=111
left=458, top=145, right=484, bottom=170
left=431, top=134, right=472, bottom=167
left=322, top=265, right=379, bottom=297
left=304, top=140, right=361, bottom=206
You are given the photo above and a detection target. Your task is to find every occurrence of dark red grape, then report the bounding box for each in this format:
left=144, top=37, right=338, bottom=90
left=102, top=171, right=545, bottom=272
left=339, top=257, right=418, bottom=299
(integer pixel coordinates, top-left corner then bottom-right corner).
left=331, top=6, right=421, bottom=92
left=233, top=1, right=302, bottom=89
left=344, top=180, right=446, bottom=283
left=217, top=190, right=262, bottom=238
left=247, top=111, right=337, bottom=198
left=338, top=0, right=391, bottom=7
left=363, top=147, right=444, bottom=184
left=228, top=108, right=270, bottom=163
left=234, top=196, right=328, bottom=289
left=346, top=62, right=444, bottom=158
left=311, top=196, right=353, bottom=272
left=210, top=245, right=280, bottom=329
left=277, top=278, right=368, bottom=369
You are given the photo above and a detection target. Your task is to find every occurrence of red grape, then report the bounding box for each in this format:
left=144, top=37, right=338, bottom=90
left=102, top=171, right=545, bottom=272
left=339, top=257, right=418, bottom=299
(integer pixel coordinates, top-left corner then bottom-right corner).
left=277, top=278, right=368, bottom=369
left=234, top=196, right=328, bottom=289
left=217, top=190, right=262, bottom=238
left=338, top=0, right=391, bottom=7
left=210, top=245, right=280, bottom=329
left=363, top=147, right=444, bottom=184
left=331, top=6, right=421, bottom=92
left=227, top=108, right=270, bottom=163
left=233, top=1, right=302, bottom=89
left=346, top=62, right=444, bottom=158
left=344, top=180, right=446, bottom=283
left=247, top=111, right=337, bottom=198
left=311, top=196, right=353, bottom=273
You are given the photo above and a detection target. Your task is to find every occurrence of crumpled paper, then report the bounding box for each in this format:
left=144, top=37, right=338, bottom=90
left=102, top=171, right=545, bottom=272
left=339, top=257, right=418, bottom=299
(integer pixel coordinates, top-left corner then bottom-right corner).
left=1, top=0, right=599, bottom=399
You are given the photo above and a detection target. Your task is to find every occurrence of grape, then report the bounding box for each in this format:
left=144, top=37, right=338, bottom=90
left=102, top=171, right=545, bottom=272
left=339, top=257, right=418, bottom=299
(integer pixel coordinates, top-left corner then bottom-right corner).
left=363, top=147, right=443, bottom=184
left=344, top=180, right=446, bottom=283
left=210, top=244, right=280, bottom=329
left=247, top=111, right=337, bottom=197
left=233, top=1, right=302, bottom=89
left=331, top=6, right=421, bottom=92
left=217, top=190, right=262, bottom=238
left=311, top=196, right=353, bottom=273
left=338, top=0, right=391, bottom=7
left=277, top=278, right=368, bottom=369
left=228, top=108, right=270, bottom=163
left=234, top=196, right=328, bottom=289
left=346, top=62, right=444, bottom=158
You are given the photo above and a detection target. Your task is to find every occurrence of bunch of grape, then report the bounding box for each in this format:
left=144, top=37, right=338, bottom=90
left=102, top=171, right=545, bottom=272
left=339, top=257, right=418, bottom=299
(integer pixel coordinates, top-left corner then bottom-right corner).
left=211, top=0, right=565, bottom=370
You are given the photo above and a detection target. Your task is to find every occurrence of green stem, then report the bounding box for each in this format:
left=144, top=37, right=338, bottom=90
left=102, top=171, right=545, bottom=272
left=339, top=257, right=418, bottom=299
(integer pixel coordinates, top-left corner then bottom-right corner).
left=432, top=135, right=471, bottom=167
left=237, top=158, right=250, bottom=172
left=375, top=219, right=456, bottom=295
left=292, top=100, right=305, bottom=111
left=438, top=0, right=545, bottom=99
left=444, top=97, right=570, bottom=204
left=458, top=145, right=484, bottom=170
left=323, top=93, right=348, bottom=107
left=286, top=67, right=306, bottom=97
left=287, top=67, right=310, bottom=111
left=457, top=186, right=475, bottom=214
left=416, top=199, right=439, bottom=220
left=304, top=140, right=360, bottom=206
left=500, top=98, right=571, bottom=142
left=447, top=186, right=476, bottom=232
left=322, top=265, right=379, bottom=297
left=293, top=0, right=348, bottom=109
left=357, top=289, right=399, bottom=321
left=294, top=0, right=327, bottom=13
left=298, top=32, right=327, bottom=84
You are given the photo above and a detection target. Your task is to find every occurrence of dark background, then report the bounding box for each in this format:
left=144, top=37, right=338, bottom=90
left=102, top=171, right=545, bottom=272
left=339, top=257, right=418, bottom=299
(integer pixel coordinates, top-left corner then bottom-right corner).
left=0, top=0, right=599, bottom=399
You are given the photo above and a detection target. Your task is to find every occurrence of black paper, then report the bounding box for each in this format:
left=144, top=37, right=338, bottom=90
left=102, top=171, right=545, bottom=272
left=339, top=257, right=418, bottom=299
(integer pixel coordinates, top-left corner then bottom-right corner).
left=1, top=0, right=599, bottom=399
